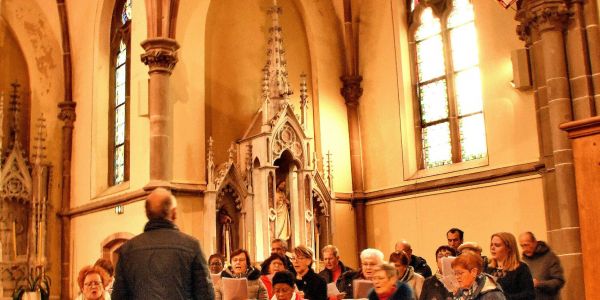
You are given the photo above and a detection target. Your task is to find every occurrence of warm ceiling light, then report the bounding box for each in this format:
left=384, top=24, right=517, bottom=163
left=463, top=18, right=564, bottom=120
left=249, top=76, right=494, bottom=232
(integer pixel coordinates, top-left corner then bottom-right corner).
left=497, top=0, right=517, bottom=9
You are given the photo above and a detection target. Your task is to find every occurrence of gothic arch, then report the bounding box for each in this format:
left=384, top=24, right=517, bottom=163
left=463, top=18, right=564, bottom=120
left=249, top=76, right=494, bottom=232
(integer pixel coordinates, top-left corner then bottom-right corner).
left=101, top=232, right=135, bottom=265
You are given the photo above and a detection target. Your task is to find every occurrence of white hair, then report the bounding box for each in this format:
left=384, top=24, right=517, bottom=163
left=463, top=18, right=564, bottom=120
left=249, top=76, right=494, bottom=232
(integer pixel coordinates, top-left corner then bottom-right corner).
left=360, top=248, right=384, bottom=264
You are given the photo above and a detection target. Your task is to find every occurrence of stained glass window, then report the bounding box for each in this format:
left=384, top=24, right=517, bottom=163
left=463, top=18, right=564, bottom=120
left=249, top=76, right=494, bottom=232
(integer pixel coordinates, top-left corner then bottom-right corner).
left=110, top=0, right=131, bottom=185
left=121, top=0, right=132, bottom=24
left=411, top=0, right=486, bottom=169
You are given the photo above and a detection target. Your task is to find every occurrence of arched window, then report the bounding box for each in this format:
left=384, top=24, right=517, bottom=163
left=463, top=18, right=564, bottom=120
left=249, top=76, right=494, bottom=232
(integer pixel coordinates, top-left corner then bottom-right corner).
left=409, top=0, right=487, bottom=169
left=109, top=0, right=131, bottom=185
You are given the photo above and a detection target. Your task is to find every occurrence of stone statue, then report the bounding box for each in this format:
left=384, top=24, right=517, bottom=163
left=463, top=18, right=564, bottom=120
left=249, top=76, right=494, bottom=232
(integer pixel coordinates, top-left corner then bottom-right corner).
left=218, top=208, right=234, bottom=261
left=275, top=180, right=291, bottom=241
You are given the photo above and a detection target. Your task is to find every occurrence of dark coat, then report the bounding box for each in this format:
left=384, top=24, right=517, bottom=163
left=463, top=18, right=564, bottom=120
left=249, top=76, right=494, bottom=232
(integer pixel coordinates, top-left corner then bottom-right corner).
left=486, top=263, right=535, bottom=300
left=410, top=255, right=432, bottom=278
left=296, top=268, right=327, bottom=300
left=455, top=274, right=506, bottom=300
left=112, top=219, right=214, bottom=300
left=419, top=274, right=452, bottom=300
left=336, top=269, right=365, bottom=299
left=367, top=281, right=415, bottom=300
left=283, top=254, right=297, bottom=275
left=522, top=241, right=565, bottom=300
left=318, top=260, right=353, bottom=283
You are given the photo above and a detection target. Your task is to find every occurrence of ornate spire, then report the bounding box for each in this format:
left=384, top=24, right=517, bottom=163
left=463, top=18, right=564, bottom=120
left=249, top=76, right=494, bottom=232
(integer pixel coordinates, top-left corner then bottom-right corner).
left=9, top=81, right=21, bottom=145
left=299, top=73, right=309, bottom=130
left=264, top=0, right=293, bottom=101
left=207, top=136, right=215, bottom=190
left=325, top=150, right=334, bottom=194
left=32, top=114, right=47, bottom=166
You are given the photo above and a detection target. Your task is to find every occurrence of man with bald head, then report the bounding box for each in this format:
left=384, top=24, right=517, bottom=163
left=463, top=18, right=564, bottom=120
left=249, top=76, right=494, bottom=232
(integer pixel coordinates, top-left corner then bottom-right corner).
left=519, top=231, right=564, bottom=300
left=113, top=188, right=214, bottom=300
left=394, top=240, right=432, bottom=278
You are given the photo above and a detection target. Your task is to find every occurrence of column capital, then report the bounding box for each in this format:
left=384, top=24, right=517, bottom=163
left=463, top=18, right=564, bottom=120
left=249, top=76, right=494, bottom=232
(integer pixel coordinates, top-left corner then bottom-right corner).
left=340, top=75, right=363, bottom=107
left=141, top=38, right=180, bottom=74
left=58, top=101, right=77, bottom=127
left=517, top=0, right=570, bottom=39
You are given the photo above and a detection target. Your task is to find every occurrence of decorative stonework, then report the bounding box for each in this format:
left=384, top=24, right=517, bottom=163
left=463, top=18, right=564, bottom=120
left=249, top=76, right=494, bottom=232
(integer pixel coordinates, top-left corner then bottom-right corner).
left=340, top=75, right=363, bottom=107
left=140, top=38, right=180, bottom=73
left=58, top=101, right=77, bottom=127
left=516, top=0, right=570, bottom=40
left=273, top=123, right=303, bottom=159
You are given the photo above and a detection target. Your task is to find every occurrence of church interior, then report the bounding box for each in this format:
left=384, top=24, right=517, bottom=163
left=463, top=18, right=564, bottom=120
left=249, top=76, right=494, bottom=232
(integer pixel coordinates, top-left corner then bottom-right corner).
left=0, top=0, right=599, bottom=298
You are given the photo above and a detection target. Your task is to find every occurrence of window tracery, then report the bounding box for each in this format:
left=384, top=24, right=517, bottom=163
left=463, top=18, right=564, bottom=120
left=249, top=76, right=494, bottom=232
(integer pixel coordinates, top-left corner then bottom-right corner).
left=410, top=0, right=487, bottom=169
left=109, top=0, right=131, bottom=185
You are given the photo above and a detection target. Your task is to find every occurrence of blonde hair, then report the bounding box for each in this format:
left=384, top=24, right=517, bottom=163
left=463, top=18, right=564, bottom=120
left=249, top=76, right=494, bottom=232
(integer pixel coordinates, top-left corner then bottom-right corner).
left=489, top=232, right=521, bottom=271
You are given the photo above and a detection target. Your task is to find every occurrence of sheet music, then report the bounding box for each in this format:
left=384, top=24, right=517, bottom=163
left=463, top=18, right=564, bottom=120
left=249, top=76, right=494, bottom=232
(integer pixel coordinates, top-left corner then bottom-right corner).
left=352, top=279, right=373, bottom=299
left=222, top=277, right=248, bottom=300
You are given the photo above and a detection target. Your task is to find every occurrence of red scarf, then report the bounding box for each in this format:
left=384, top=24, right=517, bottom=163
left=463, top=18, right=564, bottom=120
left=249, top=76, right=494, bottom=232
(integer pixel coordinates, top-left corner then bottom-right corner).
left=376, top=286, right=397, bottom=300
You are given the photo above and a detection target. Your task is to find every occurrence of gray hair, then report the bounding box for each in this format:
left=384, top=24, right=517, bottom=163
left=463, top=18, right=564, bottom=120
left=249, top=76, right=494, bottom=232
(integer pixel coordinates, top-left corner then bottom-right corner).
left=272, top=239, right=288, bottom=250
left=321, top=245, right=339, bottom=257
left=374, top=263, right=397, bottom=279
left=360, top=248, right=384, bottom=264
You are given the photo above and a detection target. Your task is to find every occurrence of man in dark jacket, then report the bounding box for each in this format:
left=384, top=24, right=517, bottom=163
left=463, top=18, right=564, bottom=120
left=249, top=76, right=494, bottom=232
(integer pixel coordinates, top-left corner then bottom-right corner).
left=395, top=240, right=432, bottom=278
left=318, top=245, right=353, bottom=284
left=112, top=188, right=214, bottom=300
left=519, top=232, right=565, bottom=300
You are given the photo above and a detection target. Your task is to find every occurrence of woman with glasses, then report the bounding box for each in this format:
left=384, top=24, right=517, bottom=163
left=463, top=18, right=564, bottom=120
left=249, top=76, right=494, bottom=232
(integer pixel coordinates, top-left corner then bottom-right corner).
left=486, top=232, right=534, bottom=300
left=368, top=263, right=414, bottom=300
left=292, top=245, right=327, bottom=300
left=260, top=253, right=288, bottom=299
left=215, top=248, right=268, bottom=300
left=77, top=265, right=111, bottom=300
left=452, top=252, right=506, bottom=300
left=209, top=253, right=225, bottom=275
left=419, top=245, right=458, bottom=300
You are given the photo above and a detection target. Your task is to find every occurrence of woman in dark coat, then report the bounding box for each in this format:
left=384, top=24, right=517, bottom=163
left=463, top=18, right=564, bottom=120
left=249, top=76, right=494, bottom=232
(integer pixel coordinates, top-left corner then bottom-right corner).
left=368, top=263, right=415, bottom=300
left=293, top=245, right=327, bottom=300
left=485, top=232, right=535, bottom=300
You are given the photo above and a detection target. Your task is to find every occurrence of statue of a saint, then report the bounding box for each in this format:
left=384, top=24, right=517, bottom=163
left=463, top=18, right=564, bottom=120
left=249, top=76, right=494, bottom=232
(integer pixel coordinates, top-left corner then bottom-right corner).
left=275, top=180, right=291, bottom=241
left=218, top=208, right=234, bottom=261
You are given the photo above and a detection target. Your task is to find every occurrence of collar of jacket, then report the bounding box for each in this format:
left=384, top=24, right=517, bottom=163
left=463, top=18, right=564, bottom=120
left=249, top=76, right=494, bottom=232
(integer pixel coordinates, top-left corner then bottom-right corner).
left=222, top=267, right=262, bottom=280
left=144, top=218, right=178, bottom=232
left=399, top=266, right=415, bottom=282
left=298, top=267, right=317, bottom=280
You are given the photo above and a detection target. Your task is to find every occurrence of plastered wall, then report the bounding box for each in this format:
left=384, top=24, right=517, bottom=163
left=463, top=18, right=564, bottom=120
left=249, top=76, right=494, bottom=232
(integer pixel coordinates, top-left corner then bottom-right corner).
left=366, top=176, right=547, bottom=266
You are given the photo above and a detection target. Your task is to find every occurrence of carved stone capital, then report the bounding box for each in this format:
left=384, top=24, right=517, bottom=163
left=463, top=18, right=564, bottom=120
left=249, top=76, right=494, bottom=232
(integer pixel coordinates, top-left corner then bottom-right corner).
left=517, top=0, right=570, bottom=40
left=340, top=75, right=363, bottom=107
left=58, top=101, right=77, bottom=127
left=141, top=38, right=180, bottom=74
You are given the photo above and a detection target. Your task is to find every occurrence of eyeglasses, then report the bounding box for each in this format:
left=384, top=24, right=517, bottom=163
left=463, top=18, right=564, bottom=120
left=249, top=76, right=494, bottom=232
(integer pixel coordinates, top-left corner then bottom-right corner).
left=84, top=281, right=102, bottom=288
left=210, top=262, right=223, bottom=266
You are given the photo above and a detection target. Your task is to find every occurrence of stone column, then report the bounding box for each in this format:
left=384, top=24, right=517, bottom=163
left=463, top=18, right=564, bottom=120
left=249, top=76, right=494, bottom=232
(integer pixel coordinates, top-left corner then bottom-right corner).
left=341, top=75, right=367, bottom=253
left=141, top=38, right=179, bottom=188
left=517, top=1, right=585, bottom=298
left=566, top=0, right=596, bottom=118
left=582, top=0, right=600, bottom=111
